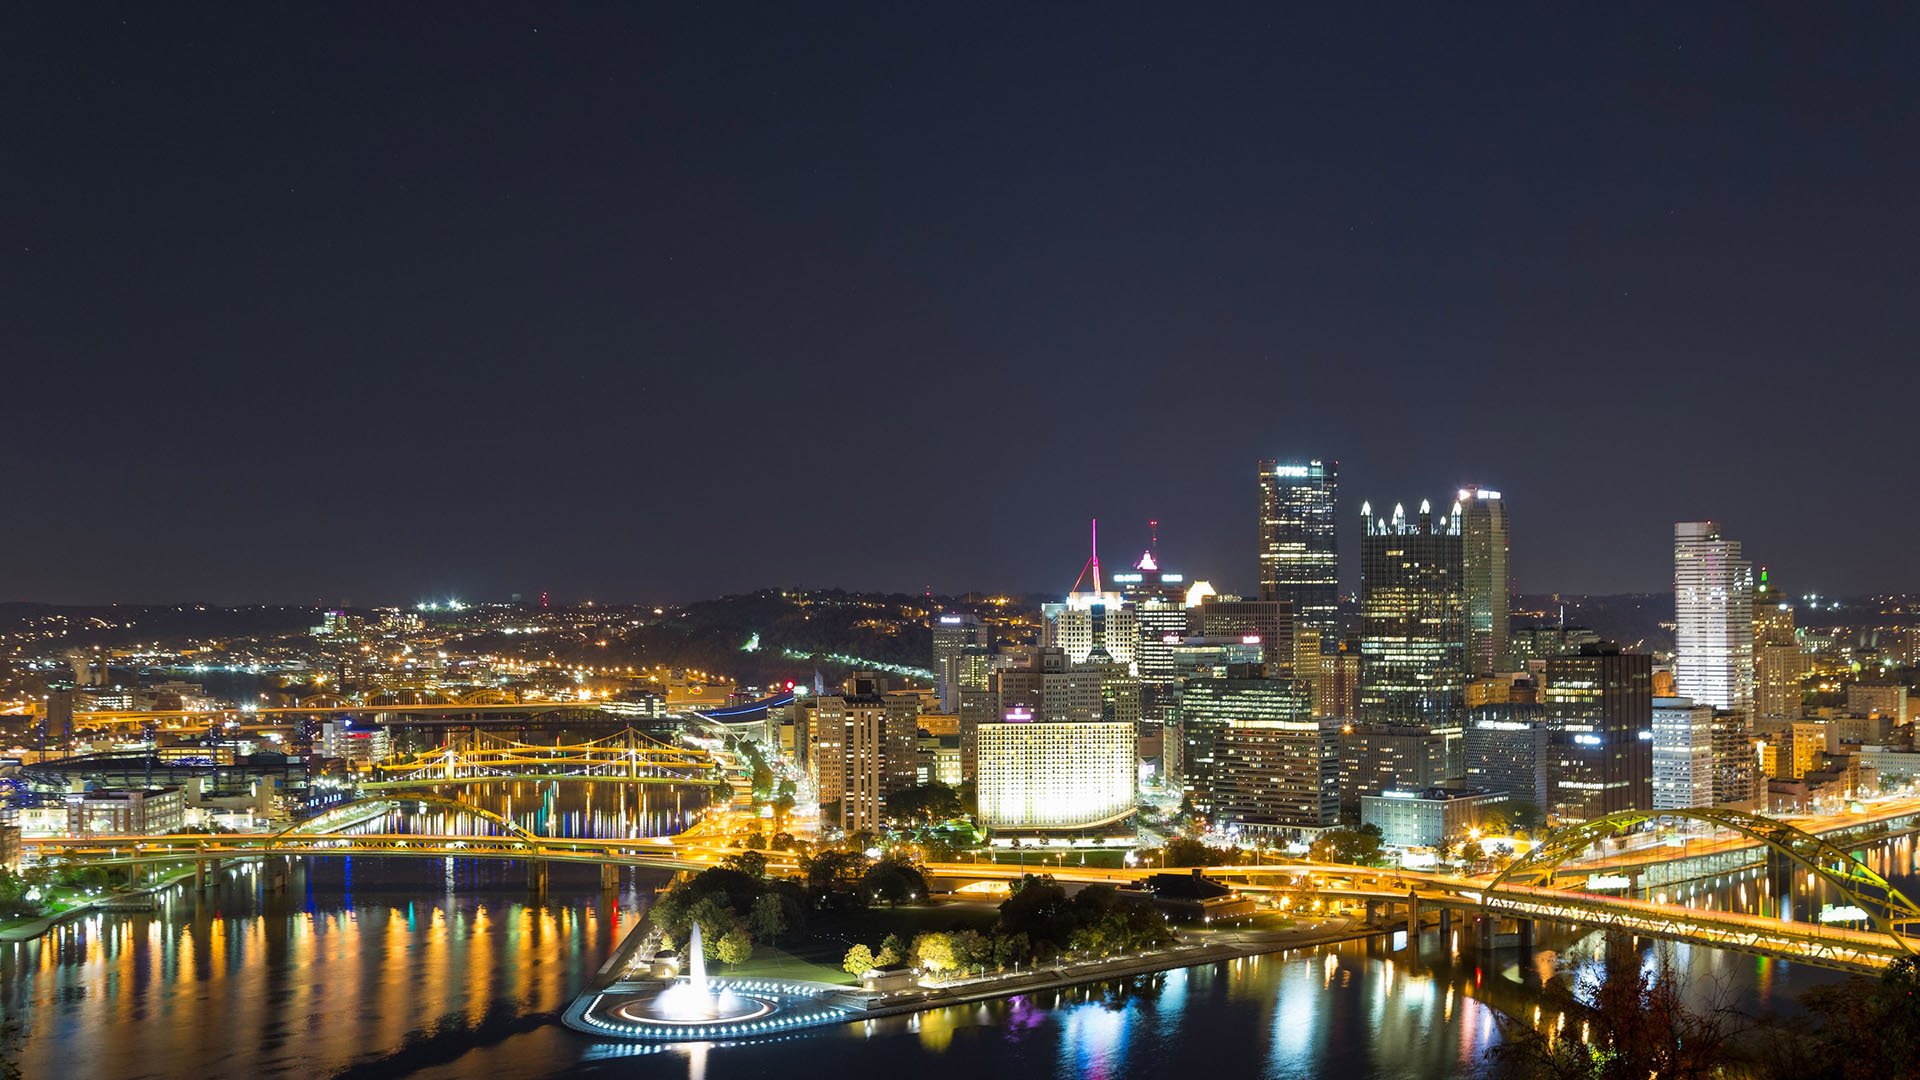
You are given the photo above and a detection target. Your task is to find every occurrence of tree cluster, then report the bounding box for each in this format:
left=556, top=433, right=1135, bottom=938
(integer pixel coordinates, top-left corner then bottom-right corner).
left=841, top=875, right=1175, bottom=982
left=801, top=850, right=929, bottom=909
left=647, top=859, right=803, bottom=970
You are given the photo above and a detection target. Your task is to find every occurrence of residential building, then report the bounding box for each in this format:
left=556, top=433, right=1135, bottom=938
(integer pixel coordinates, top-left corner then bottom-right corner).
left=1848, top=684, right=1910, bottom=726
left=1215, top=713, right=1341, bottom=838
left=1175, top=670, right=1313, bottom=819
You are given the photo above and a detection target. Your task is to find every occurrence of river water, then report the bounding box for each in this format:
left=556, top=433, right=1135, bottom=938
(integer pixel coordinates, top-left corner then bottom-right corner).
left=4, top=791, right=1910, bottom=1080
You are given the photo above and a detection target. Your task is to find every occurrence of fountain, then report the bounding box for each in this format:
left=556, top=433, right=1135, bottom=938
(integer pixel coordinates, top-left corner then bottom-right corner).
left=687, top=921, right=709, bottom=1003
left=622, top=922, right=770, bottom=1026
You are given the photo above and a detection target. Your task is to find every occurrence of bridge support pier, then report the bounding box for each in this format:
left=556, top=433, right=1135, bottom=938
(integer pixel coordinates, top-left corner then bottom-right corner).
left=1405, top=895, right=1420, bottom=940
left=265, top=858, right=289, bottom=893
left=527, top=860, right=550, bottom=899
left=1476, top=914, right=1495, bottom=953
left=1364, top=900, right=1378, bottom=925
left=195, top=859, right=219, bottom=891
left=1517, top=918, right=1534, bottom=952
left=1439, top=908, right=1452, bottom=936
left=599, top=863, right=618, bottom=893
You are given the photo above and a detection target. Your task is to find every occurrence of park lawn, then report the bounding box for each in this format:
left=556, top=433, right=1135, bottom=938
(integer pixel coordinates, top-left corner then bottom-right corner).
left=978, top=849, right=1128, bottom=870
left=719, top=901, right=1003, bottom=985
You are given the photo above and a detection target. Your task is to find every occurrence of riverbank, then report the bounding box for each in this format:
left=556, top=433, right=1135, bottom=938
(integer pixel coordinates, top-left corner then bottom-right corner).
left=0, top=863, right=206, bottom=942
left=564, top=915, right=1387, bottom=1042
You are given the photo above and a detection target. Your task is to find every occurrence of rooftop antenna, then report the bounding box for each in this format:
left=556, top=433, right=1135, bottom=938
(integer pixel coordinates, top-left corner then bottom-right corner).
left=1149, top=519, right=1159, bottom=555
left=1069, top=518, right=1104, bottom=595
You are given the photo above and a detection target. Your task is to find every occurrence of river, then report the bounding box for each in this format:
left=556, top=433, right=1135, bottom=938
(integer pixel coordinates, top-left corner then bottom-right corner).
left=3, top=794, right=1909, bottom=1079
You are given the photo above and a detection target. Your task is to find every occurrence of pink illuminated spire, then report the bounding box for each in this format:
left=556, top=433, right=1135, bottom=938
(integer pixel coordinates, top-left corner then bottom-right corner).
left=1069, top=518, right=1104, bottom=594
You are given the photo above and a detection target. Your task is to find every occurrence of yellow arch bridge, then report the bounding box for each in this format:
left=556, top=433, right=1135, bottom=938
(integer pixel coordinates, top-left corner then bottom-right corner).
left=365, top=728, right=729, bottom=791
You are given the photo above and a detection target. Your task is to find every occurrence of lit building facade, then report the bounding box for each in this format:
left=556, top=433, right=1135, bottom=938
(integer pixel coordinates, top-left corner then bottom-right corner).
left=1214, top=713, right=1341, bottom=837
left=1043, top=595, right=1138, bottom=670
left=1674, top=521, right=1754, bottom=711
left=1752, top=570, right=1804, bottom=726
left=975, top=720, right=1135, bottom=832
left=1464, top=705, right=1551, bottom=810
left=65, top=786, right=186, bottom=837
left=1256, top=459, right=1339, bottom=632
left=1338, top=721, right=1458, bottom=809
left=1651, top=696, right=1715, bottom=810
left=1114, top=549, right=1189, bottom=684
left=930, top=613, right=992, bottom=714
left=1458, top=486, right=1511, bottom=676
left=1359, top=499, right=1465, bottom=723
left=1175, top=672, right=1313, bottom=819
left=1362, top=787, right=1507, bottom=849
left=1191, top=595, right=1294, bottom=678
left=1541, top=644, right=1653, bottom=820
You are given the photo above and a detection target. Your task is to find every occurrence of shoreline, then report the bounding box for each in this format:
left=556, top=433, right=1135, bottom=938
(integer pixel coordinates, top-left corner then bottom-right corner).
left=0, top=864, right=205, bottom=943
left=562, top=916, right=1388, bottom=1042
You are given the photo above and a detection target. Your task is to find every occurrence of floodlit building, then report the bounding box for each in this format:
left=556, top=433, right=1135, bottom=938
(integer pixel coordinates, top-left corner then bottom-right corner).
left=1213, top=709, right=1340, bottom=837
left=1652, top=696, right=1715, bottom=810
left=930, top=612, right=992, bottom=714
left=1175, top=671, right=1314, bottom=819
left=975, top=720, right=1135, bottom=833
left=1191, top=595, right=1294, bottom=678
left=1674, top=522, right=1754, bottom=711
left=1361, top=787, right=1507, bottom=849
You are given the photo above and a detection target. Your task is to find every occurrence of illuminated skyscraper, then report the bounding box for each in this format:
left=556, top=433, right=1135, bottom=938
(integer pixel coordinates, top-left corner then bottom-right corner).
left=1673, top=522, right=1754, bottom=711
left=1458, top=486, right=1510, bottom=676
left=930, top=612, right=991, bottom=714
left=1751, top=569, right=1805, bottom=726
left=1257, top=460, right=1338, bottom=631
left=1358, top=498, right=1465, bottom=723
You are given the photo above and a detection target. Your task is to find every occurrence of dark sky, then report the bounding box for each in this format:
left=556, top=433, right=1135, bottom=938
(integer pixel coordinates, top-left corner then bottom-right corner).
left=6, top=4, right=1918, bottom=606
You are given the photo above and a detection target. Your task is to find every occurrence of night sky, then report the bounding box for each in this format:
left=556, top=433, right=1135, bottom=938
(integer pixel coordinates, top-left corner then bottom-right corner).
left=6, top=5, right=1917, bottom=606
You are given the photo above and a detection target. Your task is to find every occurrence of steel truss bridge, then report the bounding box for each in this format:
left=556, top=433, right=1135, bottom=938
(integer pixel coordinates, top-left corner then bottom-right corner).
left=364, top=728, right=728, bottom=791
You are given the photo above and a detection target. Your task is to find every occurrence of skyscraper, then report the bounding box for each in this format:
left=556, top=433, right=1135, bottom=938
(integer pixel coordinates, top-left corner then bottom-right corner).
left=930, top=612, right=991, bottom=714
left=1651, top=696, right=1715, bottom=810
left=1542, top=644, right=1653, bottom=819
left=1458, top=486, right=1510, bottom=676
left=1257, top=460, right=1338, bottom=631
left=1358, top=498, right=1465, bottom=723
left=1751, top=569, right=1805, bottom=726
left=1673, top=521, right=1754, bottom=711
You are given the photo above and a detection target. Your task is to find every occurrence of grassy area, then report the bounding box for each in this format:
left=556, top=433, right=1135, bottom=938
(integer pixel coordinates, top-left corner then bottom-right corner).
left=710, top=901, right=1003, bottom=985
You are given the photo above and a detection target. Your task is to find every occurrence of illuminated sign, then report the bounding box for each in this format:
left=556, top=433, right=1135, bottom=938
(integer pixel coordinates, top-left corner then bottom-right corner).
left=1586, top=875, right=1631, bottom=890
left=1573, top=734, right=1602, bottom=746
left=1162, top=574, right=1183, bottom=582
left=1820, top=904, right=1870, bottom=923
left=1241, top=635, right=1262, bottom=645
left=938, top=616, right=963, bottom=624
left=1111, top=573, right=1143, bottom=583
left=1381, top=790, right=1417, bottom=799
left=1273, top=465, right=1313, bottom=477
left=1004, top=706, right=1034, bottom=722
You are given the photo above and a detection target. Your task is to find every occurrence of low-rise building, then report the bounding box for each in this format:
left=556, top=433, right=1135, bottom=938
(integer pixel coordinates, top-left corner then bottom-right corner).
left=64, top=786, right=186, bottom=836
left=1361, top=787, right=1506, bottom=849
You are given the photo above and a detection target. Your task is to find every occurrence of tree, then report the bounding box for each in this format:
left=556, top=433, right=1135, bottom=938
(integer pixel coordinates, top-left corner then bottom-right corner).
left=842, top=943, right=876, bottom=977
left=1162, top=836, right=1229, bottom=867
left=861, top=857, right=927, bottom=906
left=1309, top=828, right=1383, bottom=866
left=748, top=892, right=789, bottom=942
left=716, top=926, right=754, bottom=967
left=993, top=931, right=1030, bottom=970
left=876, top=933, right=910, bottom=966
left=686, top=896, right=732, bottom=960
left=885, top=782, right=965, bottom=824
left=1458, top=840, right=1486, bottom=866
left=913, top=931, right=956, bottom=974
left=723, top=850, right=768, bottom=878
